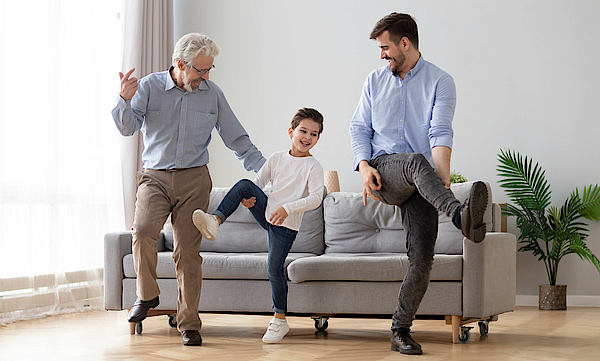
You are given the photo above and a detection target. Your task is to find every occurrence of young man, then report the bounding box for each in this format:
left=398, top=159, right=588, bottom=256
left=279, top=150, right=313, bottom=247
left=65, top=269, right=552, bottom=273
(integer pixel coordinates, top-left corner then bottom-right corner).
left=193, top=108, right=324, bottom=343
left=111, top=33, right=265, bottom=346
left=349, top=13, right=488, bottom=355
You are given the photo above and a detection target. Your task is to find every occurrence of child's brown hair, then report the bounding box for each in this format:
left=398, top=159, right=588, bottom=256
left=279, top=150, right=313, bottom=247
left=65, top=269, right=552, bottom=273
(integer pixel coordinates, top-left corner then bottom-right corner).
left=290, top=108, right=323, bottom=134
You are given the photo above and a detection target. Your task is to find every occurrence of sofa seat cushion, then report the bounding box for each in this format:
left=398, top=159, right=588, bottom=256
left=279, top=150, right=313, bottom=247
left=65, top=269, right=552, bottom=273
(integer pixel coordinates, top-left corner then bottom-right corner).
left=287, top=253, right=463, bottom=283
left=123, top=252, right=316, bottom=280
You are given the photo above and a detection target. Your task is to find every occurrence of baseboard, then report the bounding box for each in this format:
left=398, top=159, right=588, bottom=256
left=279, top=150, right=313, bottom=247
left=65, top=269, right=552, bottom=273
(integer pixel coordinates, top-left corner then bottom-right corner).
left=516, top=295, right=600, bottom=307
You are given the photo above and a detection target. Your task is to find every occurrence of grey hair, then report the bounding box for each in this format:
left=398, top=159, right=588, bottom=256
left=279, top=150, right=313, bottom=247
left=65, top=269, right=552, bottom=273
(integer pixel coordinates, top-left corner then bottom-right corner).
left=172, top=33, right=220, bottom=66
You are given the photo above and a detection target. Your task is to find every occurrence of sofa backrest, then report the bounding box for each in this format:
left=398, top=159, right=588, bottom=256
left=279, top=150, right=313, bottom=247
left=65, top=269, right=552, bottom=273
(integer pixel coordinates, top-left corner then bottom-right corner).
left=163, top=186, right=326, bottom=254
left=323, top=181, right=493, bottom=255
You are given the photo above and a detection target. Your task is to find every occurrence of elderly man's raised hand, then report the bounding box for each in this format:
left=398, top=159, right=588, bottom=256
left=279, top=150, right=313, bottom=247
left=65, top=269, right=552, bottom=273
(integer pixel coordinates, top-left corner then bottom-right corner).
left=119, top=68, right=138, bottom=100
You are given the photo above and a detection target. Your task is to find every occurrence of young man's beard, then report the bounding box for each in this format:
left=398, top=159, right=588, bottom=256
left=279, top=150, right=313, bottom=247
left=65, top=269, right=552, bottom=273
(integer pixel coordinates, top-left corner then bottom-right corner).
left=389, top=53, right=405, bottom=77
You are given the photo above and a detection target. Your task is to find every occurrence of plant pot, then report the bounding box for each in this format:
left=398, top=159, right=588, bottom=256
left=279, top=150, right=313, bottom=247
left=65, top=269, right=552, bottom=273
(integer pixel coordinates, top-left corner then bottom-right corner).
left=539, top=284, right=567, bottom=310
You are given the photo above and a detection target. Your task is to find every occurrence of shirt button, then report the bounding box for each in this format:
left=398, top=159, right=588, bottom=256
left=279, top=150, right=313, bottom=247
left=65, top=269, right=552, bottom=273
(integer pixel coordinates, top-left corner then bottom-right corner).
left=400, top=119, right=403, bottom=122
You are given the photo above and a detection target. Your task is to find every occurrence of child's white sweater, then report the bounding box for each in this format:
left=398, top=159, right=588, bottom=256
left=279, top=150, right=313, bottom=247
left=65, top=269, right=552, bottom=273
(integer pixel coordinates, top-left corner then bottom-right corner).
left=253, top=150, right=324, bottom=231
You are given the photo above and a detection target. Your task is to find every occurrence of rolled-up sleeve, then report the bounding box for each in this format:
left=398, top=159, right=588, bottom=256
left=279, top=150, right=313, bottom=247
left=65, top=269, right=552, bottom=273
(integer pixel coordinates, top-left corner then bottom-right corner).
left=428, top=74, right=456, bottom=149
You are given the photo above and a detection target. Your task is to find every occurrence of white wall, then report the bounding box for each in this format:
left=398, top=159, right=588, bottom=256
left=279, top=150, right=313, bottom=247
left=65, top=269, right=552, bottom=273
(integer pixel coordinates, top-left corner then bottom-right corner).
left=174, top=0, right=600, bottom=300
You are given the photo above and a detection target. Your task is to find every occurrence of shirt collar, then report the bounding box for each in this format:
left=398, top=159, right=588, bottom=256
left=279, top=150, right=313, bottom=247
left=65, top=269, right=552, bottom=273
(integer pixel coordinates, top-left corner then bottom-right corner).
left=406, top=54, right=424, bottom=77
left=165, top=66, right=211, bottom=91
left=199, top=80, right=210, bottom=91
left=165, top=66, right=177, bottom=91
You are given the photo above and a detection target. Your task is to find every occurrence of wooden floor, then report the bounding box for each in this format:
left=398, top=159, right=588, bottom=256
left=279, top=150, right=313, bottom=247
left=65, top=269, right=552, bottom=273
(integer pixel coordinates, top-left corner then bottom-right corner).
left=1, top=307, right=600, bottom=360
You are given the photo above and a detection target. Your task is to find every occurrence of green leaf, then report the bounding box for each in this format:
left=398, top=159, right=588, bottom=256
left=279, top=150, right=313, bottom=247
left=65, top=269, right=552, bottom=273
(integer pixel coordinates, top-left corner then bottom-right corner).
left=497, top=149, right=552, bottom=211
left=576, top=184, right=600, bottom=221
left=568, top=235, right=600, bottom=276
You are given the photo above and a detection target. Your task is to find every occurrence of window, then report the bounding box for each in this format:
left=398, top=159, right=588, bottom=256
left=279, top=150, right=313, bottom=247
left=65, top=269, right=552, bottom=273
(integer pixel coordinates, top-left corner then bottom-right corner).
left=0, top=0, right=124, bottom=279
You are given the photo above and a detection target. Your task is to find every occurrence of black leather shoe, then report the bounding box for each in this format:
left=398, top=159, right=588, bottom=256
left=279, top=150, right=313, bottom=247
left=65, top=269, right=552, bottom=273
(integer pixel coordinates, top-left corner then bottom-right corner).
left=182, top=330, right=202, bottom=346
left=127, top=296, right=159, bottom=323
left=391, top=331, right=423, bottom=355
left=461, top=181, right=488, bottom=243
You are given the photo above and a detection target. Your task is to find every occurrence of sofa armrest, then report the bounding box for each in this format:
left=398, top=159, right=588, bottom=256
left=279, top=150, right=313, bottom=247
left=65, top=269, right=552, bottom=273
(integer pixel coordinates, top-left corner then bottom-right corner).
left=104, top=231, right=133, bottom=311
left=491, top=203, right=502, bottom=232
left=462, top=232, right=517, bottom=318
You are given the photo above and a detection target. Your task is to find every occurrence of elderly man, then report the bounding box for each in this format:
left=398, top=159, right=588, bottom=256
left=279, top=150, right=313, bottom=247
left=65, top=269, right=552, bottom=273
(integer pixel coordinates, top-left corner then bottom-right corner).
left=111, top=33, right=265, bottom=346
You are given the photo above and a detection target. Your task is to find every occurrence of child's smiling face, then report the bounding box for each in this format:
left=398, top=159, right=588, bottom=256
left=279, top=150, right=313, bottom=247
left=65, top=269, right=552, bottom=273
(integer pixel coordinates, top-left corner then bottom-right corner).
left=288, top=118, right=320, bottom=157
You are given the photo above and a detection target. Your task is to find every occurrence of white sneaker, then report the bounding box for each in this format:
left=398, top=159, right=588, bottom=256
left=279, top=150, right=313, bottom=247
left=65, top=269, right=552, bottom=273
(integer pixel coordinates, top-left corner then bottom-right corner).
left=262, top=318, right=289, bottom=343
left=192, top=209, right=219, bottom=241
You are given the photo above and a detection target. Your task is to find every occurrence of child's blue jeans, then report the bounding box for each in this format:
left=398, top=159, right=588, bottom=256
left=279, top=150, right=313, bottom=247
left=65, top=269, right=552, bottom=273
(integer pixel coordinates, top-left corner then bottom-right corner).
left=213, top=179, right=297, bottom=314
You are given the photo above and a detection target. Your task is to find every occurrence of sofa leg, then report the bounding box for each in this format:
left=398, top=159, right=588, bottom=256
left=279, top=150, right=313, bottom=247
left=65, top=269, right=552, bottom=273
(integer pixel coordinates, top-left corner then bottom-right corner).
left=451, top=315, right=461, bottom=344
left=129, top=321, right=136, bottom=335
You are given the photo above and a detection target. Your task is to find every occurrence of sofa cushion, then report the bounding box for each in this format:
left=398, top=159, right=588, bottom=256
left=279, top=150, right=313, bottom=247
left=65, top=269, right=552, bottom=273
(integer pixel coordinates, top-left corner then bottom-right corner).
left=323, top=181, right=493, bottom=255
left=287, top=253, right=463, bottom=283
left=201, top=252, right=315, bottom=280
left=123, top=252, right=316, bottom=280
left=166, top=187, right=325, bottom=254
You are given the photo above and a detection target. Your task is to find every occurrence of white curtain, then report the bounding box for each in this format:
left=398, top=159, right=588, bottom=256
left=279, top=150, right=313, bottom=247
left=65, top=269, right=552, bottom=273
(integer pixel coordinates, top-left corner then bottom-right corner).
left=0, top=0, right=124, bottom=324
left=119, top=0, right=174, bottom=229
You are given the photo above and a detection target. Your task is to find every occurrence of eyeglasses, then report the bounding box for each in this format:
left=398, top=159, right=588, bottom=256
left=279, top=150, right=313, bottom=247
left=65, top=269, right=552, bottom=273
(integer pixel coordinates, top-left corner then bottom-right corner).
left=190, top=64, right=215, bottom=75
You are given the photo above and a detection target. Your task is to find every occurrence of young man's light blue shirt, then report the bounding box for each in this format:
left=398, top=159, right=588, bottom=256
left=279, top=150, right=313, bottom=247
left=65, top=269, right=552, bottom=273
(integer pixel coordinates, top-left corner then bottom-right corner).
left=350, top=56, right=456, bottom=170
left=111, top=68, right=265, bottom=171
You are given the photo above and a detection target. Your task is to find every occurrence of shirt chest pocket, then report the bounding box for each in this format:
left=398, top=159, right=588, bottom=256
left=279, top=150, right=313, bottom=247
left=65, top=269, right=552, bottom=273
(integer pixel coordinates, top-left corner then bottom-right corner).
left=144, top=110, right=175, bottom=135
left=193, top=111, right=217, bottom=143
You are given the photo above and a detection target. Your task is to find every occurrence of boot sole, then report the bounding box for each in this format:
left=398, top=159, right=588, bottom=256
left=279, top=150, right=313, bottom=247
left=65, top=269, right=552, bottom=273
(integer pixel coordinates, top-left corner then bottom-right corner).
left=464, top=181, right=488, bottom=243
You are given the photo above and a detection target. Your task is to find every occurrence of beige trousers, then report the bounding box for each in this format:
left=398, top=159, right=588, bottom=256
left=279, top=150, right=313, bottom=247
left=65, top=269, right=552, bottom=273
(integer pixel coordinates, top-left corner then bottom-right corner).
left=132, top=166, right=211, bottom=332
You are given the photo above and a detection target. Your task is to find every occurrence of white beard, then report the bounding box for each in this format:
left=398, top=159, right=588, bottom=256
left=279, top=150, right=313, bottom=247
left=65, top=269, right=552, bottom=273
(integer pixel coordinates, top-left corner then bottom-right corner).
left=183, top=82, right=199, bottom=92
left=182, top=72, right=200, bottom=92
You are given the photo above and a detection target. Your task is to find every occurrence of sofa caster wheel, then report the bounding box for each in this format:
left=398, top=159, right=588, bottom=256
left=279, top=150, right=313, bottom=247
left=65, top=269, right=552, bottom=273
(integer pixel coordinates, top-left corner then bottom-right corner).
left=478, top=320, right=489, bottom=335
left=459, top=326, right=472, bottom=343
left=168, top=314, right=177, bottom=328
left=135, top=322, right=143, bottom=334
left=311, top=316, right=329, bottom=331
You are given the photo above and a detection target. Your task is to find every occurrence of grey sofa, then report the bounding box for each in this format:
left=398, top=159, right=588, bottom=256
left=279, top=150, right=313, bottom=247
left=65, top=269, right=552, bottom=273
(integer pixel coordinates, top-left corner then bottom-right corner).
left=104, top=181, right=516, bottom=343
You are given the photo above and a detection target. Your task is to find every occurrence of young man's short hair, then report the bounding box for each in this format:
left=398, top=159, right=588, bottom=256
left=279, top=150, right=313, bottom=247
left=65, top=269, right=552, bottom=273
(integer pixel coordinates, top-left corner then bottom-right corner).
left=370, top=13, right=419, bottom=49
left=290, top=108, right=324, bottom=134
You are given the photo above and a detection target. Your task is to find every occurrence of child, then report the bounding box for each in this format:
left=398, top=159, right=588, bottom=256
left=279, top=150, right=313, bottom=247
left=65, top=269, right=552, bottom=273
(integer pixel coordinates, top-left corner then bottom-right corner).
left=192, top=107, right=325, bottom=343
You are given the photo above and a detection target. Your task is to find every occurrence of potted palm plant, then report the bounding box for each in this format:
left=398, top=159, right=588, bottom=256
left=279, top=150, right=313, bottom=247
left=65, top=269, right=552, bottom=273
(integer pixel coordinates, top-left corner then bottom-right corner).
left=497, top=149, right=600, bottom=310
